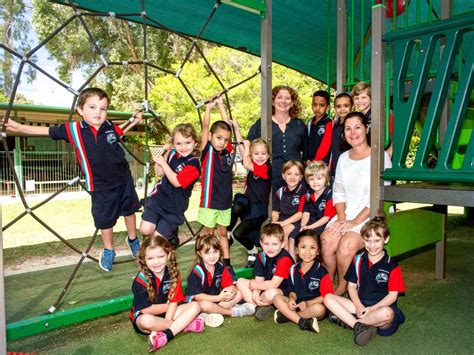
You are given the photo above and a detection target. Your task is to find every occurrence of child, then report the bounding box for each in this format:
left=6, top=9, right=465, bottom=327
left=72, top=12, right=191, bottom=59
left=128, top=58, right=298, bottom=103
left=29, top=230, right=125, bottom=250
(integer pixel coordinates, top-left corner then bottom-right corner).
left=300, top=161, right=336, bottom=239
left=140, top=123, right=201, bottom=247
left=198, top=96, right=243, bottom=280
left=130, top=235, right=204, bottom=352
left=186, top=234, right=255, bottom=326
left=304, top=90, right=332, bottom=166
left=272, top=160, right=306, bottom=255
left=273, top=230, right=334, bottom=332
left=324, top=215, right=406, bottom=347
left=4, top=88, right=142, bottom=272
left=236, top=223, right=294, bottom=321
left=330, top=92, right=353, bottom=177
left=227, top=138, right=272, bottom=268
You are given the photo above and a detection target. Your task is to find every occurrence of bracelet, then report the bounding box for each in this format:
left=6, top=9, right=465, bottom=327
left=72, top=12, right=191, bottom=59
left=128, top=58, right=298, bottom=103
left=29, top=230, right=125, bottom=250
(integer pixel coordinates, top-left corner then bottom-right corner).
left=128, top=116, right=135, bottom=123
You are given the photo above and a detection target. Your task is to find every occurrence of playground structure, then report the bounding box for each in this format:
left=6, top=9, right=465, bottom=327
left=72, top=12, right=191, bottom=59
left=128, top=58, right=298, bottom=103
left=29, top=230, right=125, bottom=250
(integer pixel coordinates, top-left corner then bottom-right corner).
left=1, top=0, right=473, bottom=349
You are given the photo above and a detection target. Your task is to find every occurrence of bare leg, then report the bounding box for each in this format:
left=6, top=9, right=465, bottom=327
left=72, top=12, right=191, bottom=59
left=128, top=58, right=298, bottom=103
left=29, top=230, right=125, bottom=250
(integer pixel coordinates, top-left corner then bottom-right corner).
left=261, top=288, right=282, bottom=304
left=320, top=229, right=341, bottom=281
left=101, top=228, right=113, bottom=250
left=324, top=293, right=358, bottom=328
left=217, top=224, right=230, bottom=259
left=124, top=213, right=137, bottom=239
left=298, top=303, right=327, bottom=320
left=199, top=300, right=232, bottom=316
left=169, top=302, right=201, bottom=335
left=236, top=278, right=256, bottom=305
left=140, top=220, right=157, bottom=238
left=335, top=231, right=364, bottom=295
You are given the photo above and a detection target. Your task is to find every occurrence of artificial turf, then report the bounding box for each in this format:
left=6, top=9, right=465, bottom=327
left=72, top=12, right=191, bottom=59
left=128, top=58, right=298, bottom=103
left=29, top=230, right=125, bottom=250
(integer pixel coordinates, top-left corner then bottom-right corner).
left=5, top=217, right=474, bottom=354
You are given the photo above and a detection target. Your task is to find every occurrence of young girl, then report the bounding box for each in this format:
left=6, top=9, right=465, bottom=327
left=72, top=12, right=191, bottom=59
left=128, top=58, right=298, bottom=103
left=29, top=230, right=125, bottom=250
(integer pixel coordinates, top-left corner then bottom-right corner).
left=272, top=160, right=307, bottom=254
left=331, top=92, right=353, bottom=177
left=186, top=234, right=255, bottom=326
left=140, top=124, right=201, bottom=247
left=236, top=223, right=294, bottom=321
left=273, top=230, right=334, bottom=332
left=199, top=96, right=243, bottom=279
left=300, top=161, right=336, bottom=239
left=130, top=236, right=204, bottom=352
left=227, top=138, right=272, bottom=267
left=324, top=215, right=406, bottom=347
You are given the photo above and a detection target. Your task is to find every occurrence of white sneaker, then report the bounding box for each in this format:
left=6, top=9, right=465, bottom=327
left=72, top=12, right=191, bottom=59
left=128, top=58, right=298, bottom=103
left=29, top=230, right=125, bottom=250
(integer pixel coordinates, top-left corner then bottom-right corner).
left=201, top=313, right=224, bottom=327
left=231, top=303, right=256, bottom=317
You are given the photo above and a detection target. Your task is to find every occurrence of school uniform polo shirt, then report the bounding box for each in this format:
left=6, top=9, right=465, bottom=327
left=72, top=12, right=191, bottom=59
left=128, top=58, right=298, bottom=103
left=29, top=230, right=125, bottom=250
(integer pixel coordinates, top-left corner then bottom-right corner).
left=345, top=251, right=406, bottom=307
left=304, top=115, right=333, bottom=164
left=147, top=149, right=200, bottom=225
left=330, top=118, right=346, bottom=176
left=302, top=186, right=336, bottom=224
left=272, top=182, right=307, bottom=220
left=253, top=249, right=294, bottom=292
left=49, top=120, right=130, bottom=192
left=200, top=141, right=234, bottom=210
left=185, top=261, right=233, bottom=302
left=288, top=261, right=334, bottom=303
left=244, top=161, right=272, bottom=219
left=130, top=268, right=184, bottom=322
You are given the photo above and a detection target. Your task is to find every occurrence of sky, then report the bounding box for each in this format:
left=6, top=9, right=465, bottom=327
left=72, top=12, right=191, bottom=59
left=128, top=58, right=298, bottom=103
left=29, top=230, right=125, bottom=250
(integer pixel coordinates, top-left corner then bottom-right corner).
left=11, top=1, right=84, bottom=106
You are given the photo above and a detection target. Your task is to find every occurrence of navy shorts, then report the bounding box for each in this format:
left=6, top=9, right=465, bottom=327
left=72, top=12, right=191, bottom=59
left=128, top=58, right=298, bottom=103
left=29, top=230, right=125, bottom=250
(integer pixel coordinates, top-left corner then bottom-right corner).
left=288, top=222, right=302, bottom=239
left=377, top=305, right=405, bottom=336
left=131, top=312, right=166, bottom=335
left=142, top=207, right=179, bottom=241
left=91, top=176, right=140, bottom=229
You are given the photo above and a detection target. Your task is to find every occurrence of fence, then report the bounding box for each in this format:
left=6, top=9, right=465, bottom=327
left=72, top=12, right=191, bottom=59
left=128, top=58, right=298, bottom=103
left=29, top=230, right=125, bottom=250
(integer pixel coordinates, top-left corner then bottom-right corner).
left=0, top=145, right=145, bottom=196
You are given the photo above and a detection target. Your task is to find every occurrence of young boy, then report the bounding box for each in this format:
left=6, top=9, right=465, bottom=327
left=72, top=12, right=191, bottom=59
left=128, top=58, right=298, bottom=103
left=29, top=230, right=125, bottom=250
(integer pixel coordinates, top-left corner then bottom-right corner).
left=304, top=90, right=332, bottom=165
left=236, top=223, right=294, bottom=321
left=330, top=92, right=353, bottom=177
left=199, top=96, right=244, bottom=281
left=300, top=161, right=336, bottom=236
left=324, top=215, right=406, bottom=347
left=4, top=88, right=143, bottom=272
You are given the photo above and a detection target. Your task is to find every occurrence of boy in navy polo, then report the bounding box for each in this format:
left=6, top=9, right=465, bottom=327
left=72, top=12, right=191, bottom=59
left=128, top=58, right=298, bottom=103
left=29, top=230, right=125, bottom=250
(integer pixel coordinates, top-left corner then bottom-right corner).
left=300, top=161, right=336, bottom=236
left=236, top=223, right=294, bottom=321
left=198, top=96, right=244, bottom=281
left=5, top=88, right=142, bottom=272
left=140, top=123, right=201, bottom=247
left=273, top=230, right=334, bottom=332
left=303, top=90, right=332, bottom=165
left=324, top=215, right=406, bottom=347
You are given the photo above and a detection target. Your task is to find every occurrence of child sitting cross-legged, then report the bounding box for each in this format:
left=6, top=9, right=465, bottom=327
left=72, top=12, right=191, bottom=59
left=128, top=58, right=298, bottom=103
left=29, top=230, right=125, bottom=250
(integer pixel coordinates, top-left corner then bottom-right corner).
left=236, top=223, right=294, bottom=321
left=185, top=234, right=255, bottom=328
left=273, top=230, right=334, bottom=333
left=324, top=215, right=406, bottom=347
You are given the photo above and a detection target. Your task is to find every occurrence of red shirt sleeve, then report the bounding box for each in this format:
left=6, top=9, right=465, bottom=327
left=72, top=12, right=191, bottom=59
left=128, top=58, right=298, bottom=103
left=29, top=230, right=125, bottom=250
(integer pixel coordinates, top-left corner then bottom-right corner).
left=170, top=275, right=185, bottom=303
left=320, top=273, right=334, bottom=297
left=227, top=142, right=234, bottom=153
left=298, top=194, right=306, bottom=213
left=176, top=165, right=200, bottom=188
left=314, top=121, right=333, bottom=161
left=253, top=162, right=269, bottom=179
left=221, top=267, right=234, bottom=288
left=114, top=125, right=124, bottom=136
left=323, top=198, right=336, bottom=218
left=274, top=256, right=294, bottom=279
left=388, top=265, right=406, bottom=293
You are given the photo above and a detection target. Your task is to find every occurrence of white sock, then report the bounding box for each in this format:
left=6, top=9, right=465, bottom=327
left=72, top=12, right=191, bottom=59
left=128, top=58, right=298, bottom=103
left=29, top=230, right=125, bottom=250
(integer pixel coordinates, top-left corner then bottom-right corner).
left=248, top=246, right=258, bottom=255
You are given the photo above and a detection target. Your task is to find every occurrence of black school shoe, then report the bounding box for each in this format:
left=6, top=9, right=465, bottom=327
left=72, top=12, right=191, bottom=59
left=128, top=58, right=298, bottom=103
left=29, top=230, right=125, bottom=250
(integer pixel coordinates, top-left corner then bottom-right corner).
left=273, top=310, right=290, bottom=324
left=327, top=311, right=351, bottom=329
left=298, top=318, right=320, bottom=333
left=255, top=305, right=275, bottom=321
left=353, top=322, right=377, bottom=346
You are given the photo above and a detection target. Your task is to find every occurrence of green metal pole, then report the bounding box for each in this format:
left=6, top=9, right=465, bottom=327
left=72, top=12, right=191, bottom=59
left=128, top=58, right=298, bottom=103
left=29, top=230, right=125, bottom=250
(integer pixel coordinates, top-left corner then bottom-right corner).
left=360, top=0, right=365, bottom=81
left=349, top=0, right=355, bottom=83
left=326, top=0, right=331, bottom=92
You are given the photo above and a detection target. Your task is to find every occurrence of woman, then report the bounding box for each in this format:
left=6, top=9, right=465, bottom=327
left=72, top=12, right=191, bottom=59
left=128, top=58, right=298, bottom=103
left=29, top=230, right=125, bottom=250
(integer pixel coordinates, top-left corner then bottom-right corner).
left=320, top=112, right=392, bottom=296
left=247, top=85, right=306, bottom=190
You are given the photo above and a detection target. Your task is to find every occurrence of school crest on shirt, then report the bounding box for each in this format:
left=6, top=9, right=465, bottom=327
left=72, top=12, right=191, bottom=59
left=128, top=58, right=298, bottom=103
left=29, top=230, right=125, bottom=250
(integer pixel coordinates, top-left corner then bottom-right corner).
left=162, top=280, right=171, bottom=294
left=272, top=265, right=277, bottom=275
left=106, top=131, right=117, bottom=144
left=375, top=271, right=389, bottom=284
left=317, top=127, right=325, bottom=136
left=292, top=197, right=300, bottom=206
left=308, top=278, right=320, bottom=291
left=226, top=155, right=233, bottom=166
left=175, top=163, right=186, bottom=173
left=318, top=200, right=326, bottom=211
left=215, top=275, right=222, bottom=288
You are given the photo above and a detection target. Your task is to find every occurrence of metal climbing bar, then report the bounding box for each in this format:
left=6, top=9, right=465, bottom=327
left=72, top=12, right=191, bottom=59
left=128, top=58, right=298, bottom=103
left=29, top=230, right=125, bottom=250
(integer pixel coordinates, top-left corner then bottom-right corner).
left=384, top=13, right=474, bottom=183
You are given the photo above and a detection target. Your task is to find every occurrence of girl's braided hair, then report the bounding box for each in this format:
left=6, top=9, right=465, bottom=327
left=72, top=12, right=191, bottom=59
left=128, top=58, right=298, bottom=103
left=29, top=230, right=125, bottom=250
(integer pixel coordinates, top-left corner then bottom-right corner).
left=137, top=235, right=180, bottom=303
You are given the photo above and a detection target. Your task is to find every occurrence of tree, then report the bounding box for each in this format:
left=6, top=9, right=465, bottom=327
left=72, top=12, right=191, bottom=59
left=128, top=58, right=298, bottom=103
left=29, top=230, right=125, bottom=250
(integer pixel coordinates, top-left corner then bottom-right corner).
left=0, top=0, right=36, bottom=97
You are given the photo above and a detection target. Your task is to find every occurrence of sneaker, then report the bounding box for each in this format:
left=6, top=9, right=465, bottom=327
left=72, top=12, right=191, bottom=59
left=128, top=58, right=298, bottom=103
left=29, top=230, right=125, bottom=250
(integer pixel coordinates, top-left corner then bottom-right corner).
left=274, top=310, right=290, bottom=324
left=183, top=317, right=205, bottom=333
left=231, top=303, right=256, bottom=317
left=246, top=252, right=258, bottom=268
left=353, top=322, right=377, bottom=346
left=227, top=265, right=237, bottom=284
left=200, top=313, right=224, bottom=327
left=126, top=236, right=140, bottom=259
left=147, top=331, right=167, bottom=352
left=227, top=231, right=234, bottom=247
left=99, top=249, right=116, bottom=272
left=327, top=311, right=351, bottom=329
left=255, top=305, right=275, bottom=321
left=299, top=317, right=320, bottom=333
